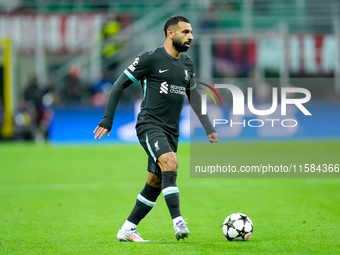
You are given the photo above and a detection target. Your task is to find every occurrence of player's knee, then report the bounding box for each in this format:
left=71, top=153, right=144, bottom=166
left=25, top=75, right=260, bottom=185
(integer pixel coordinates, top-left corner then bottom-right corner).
left=168, top=158, right=178, bottom=171
left=158, top=153, right=178, bottom=172
left=162, top=158, right=178, bottom=172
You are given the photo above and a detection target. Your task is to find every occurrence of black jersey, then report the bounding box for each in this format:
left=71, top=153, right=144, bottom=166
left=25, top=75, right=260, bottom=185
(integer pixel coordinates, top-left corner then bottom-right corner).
left=98, top=46, right=215, bottom=137
left=124, top=46, right=193, bottom=136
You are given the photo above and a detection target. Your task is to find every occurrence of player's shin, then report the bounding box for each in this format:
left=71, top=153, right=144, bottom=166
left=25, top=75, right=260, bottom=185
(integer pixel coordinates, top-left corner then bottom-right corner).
left=122, top=183, right=161, bottom=230
left=161, top=171, right=184, bottom=226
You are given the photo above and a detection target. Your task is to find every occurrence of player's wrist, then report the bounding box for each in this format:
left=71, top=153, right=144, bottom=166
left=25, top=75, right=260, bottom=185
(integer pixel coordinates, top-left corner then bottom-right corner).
left=205, top=127, right=217, bottom=136
left=99, top=117, right=113, bottom=131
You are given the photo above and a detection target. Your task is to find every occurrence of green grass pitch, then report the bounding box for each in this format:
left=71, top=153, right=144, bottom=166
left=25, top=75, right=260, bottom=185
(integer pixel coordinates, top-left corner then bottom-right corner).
left=0, top=141, right=339, bottom=254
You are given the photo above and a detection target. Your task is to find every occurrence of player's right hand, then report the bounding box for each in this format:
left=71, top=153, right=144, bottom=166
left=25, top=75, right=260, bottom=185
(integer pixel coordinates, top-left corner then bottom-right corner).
left=93, top=126, right=110, bottom=139
left=208, top=132, right=219, bottom=144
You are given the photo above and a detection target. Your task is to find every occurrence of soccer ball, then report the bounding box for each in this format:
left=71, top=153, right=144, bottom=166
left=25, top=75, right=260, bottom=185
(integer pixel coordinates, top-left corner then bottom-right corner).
left=222, top=213, right=253, bottom=241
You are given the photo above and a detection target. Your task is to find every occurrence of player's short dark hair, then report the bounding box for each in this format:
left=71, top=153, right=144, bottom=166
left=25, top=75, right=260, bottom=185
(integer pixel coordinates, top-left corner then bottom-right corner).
left=164, top=16, right=190, bottom=37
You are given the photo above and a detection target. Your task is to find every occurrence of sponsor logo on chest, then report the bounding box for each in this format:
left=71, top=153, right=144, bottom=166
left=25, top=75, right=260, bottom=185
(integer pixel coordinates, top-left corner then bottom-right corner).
left=159, top=82, right=186, bottom=95
left=158, top=69, right=188, bottom=95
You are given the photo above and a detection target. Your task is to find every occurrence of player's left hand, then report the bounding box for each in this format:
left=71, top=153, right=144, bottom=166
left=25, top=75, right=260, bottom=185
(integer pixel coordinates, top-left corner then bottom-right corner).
left=208, top=132, right=218, bottom=144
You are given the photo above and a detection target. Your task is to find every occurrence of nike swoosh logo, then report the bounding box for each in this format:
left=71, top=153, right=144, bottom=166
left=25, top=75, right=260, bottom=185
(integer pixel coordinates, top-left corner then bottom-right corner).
left=159, top=69, right=169, bottom=73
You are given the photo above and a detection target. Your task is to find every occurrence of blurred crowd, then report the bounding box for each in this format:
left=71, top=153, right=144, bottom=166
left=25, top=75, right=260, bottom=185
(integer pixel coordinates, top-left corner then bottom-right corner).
left=0, top=64, right=142, bottom=142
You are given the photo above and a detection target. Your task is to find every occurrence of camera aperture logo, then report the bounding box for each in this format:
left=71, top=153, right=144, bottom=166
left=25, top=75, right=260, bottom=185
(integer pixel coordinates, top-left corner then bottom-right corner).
left=196, top=82, right=312, bottom=128
left=196, top=82, right=223, bottom=107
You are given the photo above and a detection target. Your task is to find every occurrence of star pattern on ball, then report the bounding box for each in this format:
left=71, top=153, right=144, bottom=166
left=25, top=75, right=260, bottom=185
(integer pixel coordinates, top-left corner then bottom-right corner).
left=225, top=217, right=236, bottom=228
left=239, top=214, right=249, bottom=225
left=236, top=227, right=247, bottom=240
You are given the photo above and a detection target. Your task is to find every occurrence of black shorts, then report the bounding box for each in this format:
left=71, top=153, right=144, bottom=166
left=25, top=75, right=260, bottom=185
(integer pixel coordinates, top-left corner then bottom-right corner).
left=137, top=127, right=178, bottom=178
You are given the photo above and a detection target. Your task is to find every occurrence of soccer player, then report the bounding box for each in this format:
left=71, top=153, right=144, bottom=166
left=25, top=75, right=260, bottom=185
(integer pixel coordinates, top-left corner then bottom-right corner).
left=93, top=15, right=218, bottom=242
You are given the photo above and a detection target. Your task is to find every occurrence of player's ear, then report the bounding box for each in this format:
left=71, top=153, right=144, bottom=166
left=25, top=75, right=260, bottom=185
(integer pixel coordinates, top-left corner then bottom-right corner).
left=167, top=28, right=174, bottom=38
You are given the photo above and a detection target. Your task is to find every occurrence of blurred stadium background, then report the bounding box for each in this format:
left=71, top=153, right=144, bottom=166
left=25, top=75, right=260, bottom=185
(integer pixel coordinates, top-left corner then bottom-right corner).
left=1, top=2, right=340, bottom=254
left=0, top=0, right=340, bottom=143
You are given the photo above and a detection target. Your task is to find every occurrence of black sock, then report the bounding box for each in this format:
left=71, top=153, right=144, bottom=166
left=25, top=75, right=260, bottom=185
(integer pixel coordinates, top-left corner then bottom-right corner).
left=162, top=171, right=181, bottom=219
left=127, top=183, right=161, bottom=225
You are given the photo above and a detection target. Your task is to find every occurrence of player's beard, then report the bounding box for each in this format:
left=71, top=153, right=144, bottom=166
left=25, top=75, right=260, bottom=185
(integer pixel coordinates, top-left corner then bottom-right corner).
left=173, top=37, right=190, bottom=52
